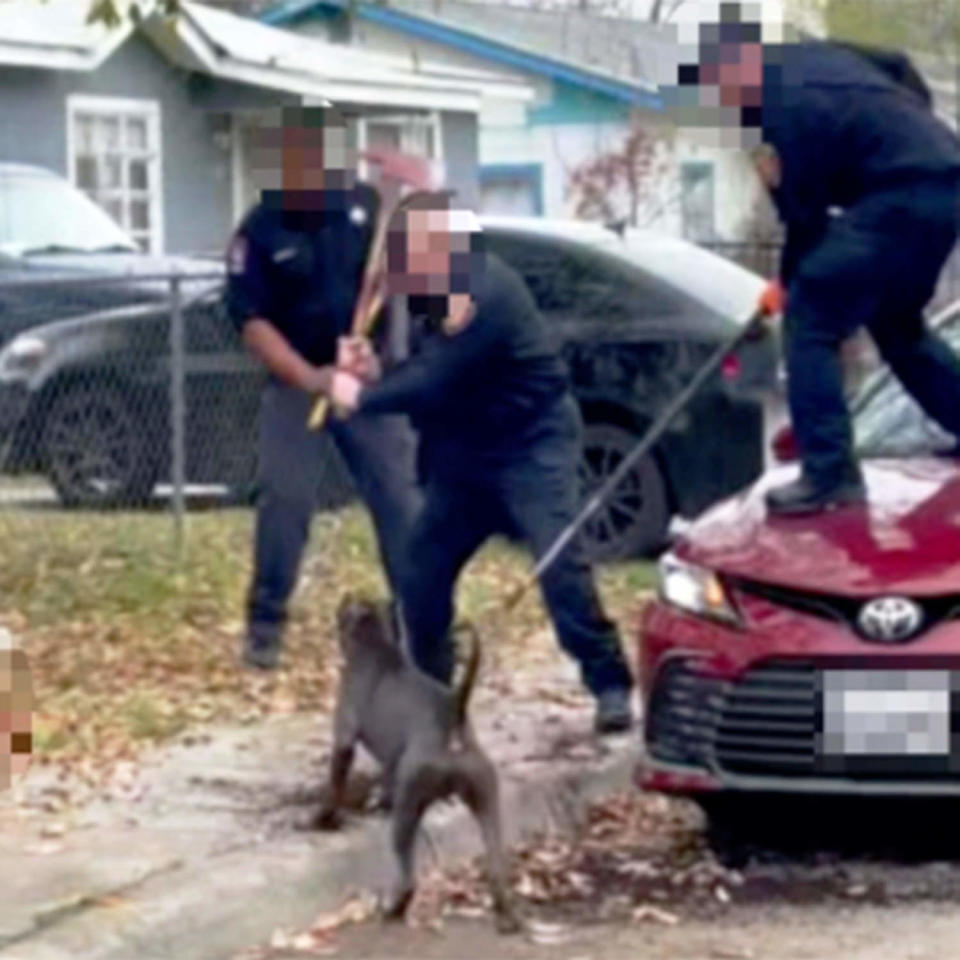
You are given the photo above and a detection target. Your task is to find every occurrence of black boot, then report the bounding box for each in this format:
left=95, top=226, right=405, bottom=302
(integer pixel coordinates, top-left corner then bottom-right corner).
left=243, top=622, right=283, bottom=670
left=765, top=473, right=866, bottom=517
left=594, top=688, right=633, bottom=734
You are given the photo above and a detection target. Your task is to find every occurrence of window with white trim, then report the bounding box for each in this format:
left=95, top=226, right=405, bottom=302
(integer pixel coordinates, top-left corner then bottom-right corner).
left=357, top=113, right=443, bottom=181
left=67, top=96, right=163, bottom=253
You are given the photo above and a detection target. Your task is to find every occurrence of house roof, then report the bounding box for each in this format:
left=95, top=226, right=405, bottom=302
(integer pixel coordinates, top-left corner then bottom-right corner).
left=0, top=0, right=532, bottom=112
left=0, top=0, right=139, bottom=70
left=260, top=0, right=664, bottom=108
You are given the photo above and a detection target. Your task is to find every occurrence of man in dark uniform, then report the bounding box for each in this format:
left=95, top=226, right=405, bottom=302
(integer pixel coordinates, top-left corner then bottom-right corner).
left=682, top=13, right=960, bottom=515
left=224, top=106, right=421, bottom=669
left=326, top=196, right=634, bottom=733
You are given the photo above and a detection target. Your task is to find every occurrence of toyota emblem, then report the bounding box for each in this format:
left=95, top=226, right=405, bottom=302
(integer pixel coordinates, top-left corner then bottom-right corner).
left=857, top=597, right=924, bottom=643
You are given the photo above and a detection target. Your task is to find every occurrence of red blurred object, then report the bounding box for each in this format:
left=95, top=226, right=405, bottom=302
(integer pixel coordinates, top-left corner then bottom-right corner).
left=771, top=423, right=799, bottom=463
left=360, top=149, right=438, bottom=192
left=720, top=353, right=741, bottom=381
left=758, top=278, right=786, bottom=317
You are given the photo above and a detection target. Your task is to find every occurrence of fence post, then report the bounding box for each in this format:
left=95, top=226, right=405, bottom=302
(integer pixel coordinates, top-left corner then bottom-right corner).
left=169, top=271, right=186, bottom=562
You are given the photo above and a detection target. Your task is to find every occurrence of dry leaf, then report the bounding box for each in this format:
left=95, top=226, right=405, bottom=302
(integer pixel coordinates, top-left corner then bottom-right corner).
left=25, top=841, right=65, bottom=856
left=631, top=905, right=679, bottom=926
left=527, top=921, right=573, bottom=946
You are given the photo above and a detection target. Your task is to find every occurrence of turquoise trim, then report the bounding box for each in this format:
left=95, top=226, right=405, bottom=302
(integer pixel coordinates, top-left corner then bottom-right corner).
left=260, top=0, right=662, bottom=110
left=479, top=163, right=543, bottom=215
left=528, top=81, right=632, bottom=126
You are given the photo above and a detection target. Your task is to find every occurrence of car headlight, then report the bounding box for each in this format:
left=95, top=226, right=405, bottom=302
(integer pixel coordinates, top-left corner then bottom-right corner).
left=658, top=553, right=740, bottom=626
left=0, top=335, right=48, bottom=378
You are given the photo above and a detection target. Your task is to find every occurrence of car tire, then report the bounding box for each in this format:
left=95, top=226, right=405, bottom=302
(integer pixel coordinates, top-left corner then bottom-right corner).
left=577, top=421, right=670, bottom=562
left=43, top=383, right=159, bottom=508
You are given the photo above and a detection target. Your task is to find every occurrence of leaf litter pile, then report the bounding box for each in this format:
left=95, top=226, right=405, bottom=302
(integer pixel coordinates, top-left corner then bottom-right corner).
left=244, top=788, right=951, bottom=958
left=0, top=503, right=655, bottom=792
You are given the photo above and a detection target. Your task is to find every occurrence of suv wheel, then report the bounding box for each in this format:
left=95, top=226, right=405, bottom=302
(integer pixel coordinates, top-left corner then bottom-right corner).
left=43, top=384, right=159, bottom=508
left=577, top=421, right=669, bottom=561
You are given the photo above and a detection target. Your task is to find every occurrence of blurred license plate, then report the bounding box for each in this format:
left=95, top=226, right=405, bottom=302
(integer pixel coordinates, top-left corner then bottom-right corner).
left=821, top=670, right=951, bottom=757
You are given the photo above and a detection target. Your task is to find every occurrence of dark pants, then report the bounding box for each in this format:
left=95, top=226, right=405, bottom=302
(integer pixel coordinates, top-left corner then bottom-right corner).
left=785, top=177, right=960, bottom=488
left=247, top=381, right=422, bottom=639
left=398, top=396, right=633, bottom=698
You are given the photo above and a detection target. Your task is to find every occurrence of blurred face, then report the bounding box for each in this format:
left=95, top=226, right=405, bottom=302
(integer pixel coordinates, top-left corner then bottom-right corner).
left=699, top=40, right=764, bottom=109
left=251, top=107, right=356, bottom=209
left=0, top=645, right=33, bottom=790
left=403, top=208, right=453, bottom=295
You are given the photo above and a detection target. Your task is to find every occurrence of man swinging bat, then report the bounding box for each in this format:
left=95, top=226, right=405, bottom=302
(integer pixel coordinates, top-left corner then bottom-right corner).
left=323, top=194, right=635, bottom=734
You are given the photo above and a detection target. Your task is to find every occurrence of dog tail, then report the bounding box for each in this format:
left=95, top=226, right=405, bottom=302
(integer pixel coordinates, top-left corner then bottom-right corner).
left=452, top=622, right=481, bottom=729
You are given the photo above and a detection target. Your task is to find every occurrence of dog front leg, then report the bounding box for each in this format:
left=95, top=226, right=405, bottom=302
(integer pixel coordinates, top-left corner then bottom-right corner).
left=314, top=743, right=355, bottom=830
left=383, top=767, right=431, bottom=921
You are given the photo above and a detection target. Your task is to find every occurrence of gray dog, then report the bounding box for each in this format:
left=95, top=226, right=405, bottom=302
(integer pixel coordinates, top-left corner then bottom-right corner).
left=315, top=594, right=521, bottom=933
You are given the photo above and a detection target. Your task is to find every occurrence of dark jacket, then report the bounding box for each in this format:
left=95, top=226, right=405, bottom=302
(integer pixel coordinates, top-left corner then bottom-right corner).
left=761, top=41, right=960, bottom=283
left=358, top=253, right=569, bottom=472
left=223, top=184, right=379, bottom=366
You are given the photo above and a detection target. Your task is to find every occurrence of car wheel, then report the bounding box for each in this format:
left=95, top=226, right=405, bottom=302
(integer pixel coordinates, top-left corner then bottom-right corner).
left=43, top=384, right=159, bottom=508
left=577, top=421, right=670, bottom=561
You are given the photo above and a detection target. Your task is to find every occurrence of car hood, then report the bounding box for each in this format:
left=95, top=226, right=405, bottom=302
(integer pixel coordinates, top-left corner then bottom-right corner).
left=676, top=459, right=960, bottom=596
left=13, top=251, right=222, bottom=281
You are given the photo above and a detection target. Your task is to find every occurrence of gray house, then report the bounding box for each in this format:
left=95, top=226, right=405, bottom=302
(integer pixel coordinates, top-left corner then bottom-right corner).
left=0, top=0, right=531, bottom=254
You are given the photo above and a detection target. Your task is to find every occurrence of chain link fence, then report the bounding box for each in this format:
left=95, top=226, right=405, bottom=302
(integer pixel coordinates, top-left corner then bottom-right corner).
left=0, top=270, right=357, bottom=554
left=2, top=244, right=959, bottom=563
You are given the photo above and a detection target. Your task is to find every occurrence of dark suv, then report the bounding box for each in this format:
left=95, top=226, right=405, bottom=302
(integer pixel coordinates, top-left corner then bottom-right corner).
left=0, top=174, right=777, bottom=559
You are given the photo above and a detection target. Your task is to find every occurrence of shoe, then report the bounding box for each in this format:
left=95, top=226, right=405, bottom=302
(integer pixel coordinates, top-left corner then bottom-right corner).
left=765, top=474, right=866, bottom=517
left=595, top=688, right=633, bottom=734
left=242, top=625, right=282, bottom=670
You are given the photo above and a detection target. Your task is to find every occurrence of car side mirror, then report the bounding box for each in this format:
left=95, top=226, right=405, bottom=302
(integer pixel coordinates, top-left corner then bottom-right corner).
left=772, top=424, right=799, bottom=463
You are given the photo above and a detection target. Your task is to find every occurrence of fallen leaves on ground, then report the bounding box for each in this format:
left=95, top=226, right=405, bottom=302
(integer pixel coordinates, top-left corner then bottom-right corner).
left=0, top=501, right=653, bottom=793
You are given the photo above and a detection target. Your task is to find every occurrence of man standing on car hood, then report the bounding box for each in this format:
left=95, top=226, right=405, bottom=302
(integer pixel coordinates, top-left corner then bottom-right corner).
left=677, top=6, right=960, bottom=516
left=224, top=106, right=421, bottom=669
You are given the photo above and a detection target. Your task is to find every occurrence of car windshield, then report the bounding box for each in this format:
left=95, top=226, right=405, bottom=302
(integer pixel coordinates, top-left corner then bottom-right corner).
left=0, top=168, right=139, bottom=257
left=852, top=302, right=960, bottom=457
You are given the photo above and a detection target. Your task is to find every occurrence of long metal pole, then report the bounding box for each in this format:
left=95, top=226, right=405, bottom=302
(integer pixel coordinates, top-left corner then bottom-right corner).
left=504, top=309, right=766, bottom=611
left=169, top=271, right=186, bottom=563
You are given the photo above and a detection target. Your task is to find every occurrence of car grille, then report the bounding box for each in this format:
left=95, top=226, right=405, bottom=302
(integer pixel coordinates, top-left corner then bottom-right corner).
left=714, top=662, right=817, bottom=775
left=733, top=579, right=960, bottom=640
left=645, top=658, right=726, bottom=769
left=646, top=658, right=960, bottom=780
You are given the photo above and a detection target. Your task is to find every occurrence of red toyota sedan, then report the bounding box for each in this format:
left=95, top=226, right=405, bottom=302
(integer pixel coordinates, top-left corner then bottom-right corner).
left=638, top=307, right=960, bottom=798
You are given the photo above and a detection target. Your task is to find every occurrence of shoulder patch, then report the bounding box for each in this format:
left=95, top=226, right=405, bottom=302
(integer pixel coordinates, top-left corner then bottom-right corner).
left=227, top=234, right=248, bottom=275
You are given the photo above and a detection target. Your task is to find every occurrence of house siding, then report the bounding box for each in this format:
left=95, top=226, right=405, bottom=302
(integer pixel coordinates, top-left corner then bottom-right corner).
left=0, top=36, right=284, bottom=255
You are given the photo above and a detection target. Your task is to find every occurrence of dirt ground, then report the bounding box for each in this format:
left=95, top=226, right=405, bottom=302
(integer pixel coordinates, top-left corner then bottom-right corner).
left=248, top=791, right=960, bottom=960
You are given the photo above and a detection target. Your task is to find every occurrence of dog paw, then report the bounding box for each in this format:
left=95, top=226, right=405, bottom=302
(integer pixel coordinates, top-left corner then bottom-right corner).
left=380, top=888, right=414, bottom=922
left=495, top=909, right=524, bottom=936
left=312, top=808, right=344, bottom=831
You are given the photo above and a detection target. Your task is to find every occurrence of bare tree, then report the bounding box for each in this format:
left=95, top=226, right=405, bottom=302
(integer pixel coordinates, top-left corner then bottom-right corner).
left=567, top=118, right=673, bottom=227
left=647, top=0, right=687, bottom=24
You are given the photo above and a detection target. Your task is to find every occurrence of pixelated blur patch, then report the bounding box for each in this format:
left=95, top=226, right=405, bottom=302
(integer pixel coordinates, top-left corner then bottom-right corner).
left=818, top=669, right=959, bottom=775
left=0, top=633, right=34, bottom=790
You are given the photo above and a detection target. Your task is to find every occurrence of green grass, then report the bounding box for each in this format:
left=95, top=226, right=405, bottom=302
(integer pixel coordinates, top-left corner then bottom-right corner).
left=0, top=504, right=654, bottom=767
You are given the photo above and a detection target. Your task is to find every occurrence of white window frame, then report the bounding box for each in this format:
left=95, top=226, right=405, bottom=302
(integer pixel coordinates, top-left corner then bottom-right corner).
left=356, top=112, right=444, bottom=180
left=679, top=160, right=716, bottom=242
left=66, top=94, right=164, bottom=253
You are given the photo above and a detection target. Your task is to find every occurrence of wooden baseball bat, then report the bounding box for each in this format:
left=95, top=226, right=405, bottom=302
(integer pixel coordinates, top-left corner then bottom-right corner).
left=307, top=187, right=436, bottom=430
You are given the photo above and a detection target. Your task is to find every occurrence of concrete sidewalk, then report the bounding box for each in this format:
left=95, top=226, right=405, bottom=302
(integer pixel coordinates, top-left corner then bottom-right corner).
left=1, top=663, right=638, bottom=960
